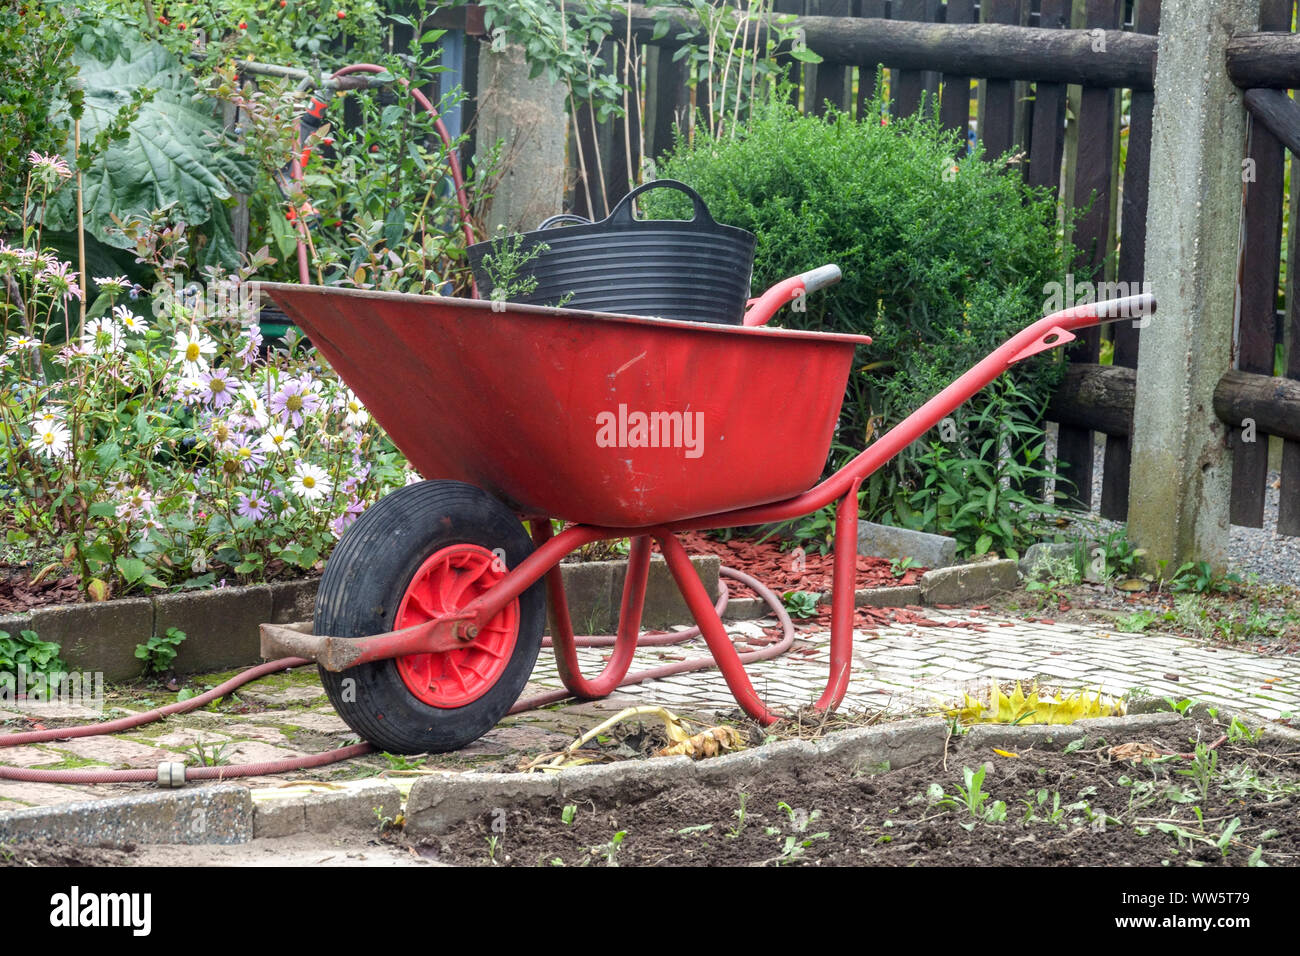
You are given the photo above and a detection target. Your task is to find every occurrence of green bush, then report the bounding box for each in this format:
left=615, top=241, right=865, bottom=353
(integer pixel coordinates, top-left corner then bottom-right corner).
left=644, top=93, right=1081, bottom=522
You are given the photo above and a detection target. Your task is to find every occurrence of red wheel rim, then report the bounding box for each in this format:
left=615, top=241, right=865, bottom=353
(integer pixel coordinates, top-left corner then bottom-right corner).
left=394, top=544, right=519, bottom=708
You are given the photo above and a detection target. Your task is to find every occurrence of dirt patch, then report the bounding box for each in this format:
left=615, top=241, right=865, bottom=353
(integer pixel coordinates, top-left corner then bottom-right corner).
left=409, top=721, right=1300, bottom=866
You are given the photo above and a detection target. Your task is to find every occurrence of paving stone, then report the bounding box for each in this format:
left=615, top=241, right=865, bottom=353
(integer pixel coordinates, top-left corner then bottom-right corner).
left=53, top=737, right=170, bottom=768
left=0, top=746, right=64, bottom=768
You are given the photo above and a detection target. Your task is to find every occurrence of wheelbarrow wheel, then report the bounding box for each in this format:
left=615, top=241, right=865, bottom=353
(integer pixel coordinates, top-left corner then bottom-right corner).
left=314, top=480, right=544, bottom=754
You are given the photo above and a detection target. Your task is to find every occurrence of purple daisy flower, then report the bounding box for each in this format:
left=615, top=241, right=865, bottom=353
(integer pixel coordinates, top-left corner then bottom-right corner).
left=269, top=378, right=320, bottom=428
left=201, top=368, right=238, bottom=409
left=236, top=492, right=270, bottom=522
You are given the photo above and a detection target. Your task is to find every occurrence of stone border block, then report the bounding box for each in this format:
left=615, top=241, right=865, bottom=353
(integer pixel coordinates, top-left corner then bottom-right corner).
left=0, top=784, right=251, bottom=846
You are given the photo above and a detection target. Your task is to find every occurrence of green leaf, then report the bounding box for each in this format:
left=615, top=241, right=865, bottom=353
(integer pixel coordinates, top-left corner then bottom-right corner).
left=88, top=501, right=118, bottom=517
left=44, top=36, right=255, bottom=256
left=790, top=48, right=823, bottom=64
left=116, top=556, right=147, bottom=583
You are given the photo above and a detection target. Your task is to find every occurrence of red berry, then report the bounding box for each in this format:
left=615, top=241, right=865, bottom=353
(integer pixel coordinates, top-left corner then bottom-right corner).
left=157, top=15, right=168, bottom=24
left=280, top=1, right=287, bottom=7
left=239, top=21, right=247, bottom=30
left=369, top=144, right=379, bottom=153
left=336, top=10, right=346, bottom=18
left=178, top=22, right=187, bottom=30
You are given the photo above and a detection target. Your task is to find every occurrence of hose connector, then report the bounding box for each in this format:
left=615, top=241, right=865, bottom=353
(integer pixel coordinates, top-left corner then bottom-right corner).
left=156, top=762, right=187, bottom=788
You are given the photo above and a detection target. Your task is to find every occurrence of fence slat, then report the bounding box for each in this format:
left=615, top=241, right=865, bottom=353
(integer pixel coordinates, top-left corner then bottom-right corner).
left=1026, top=0, right=1070, bottom=192
left=773, top=0, right=807, bottom=107
left=938, top=0, right=976, bottom=140
left=1230, top=0, right=1292, bottom=528
left=1099, top=0, right=1161, bottom=522
left=893, top=0, right=943, bottom=116
left=856, top=0, right=889, bottom=117
left=1283, top=224, right=1300, bottom=532
left=808, top=0, right=853, bottom=113
left=1054, top=0, right=1119, bottom=511
left=605, top=40, right=643, bottom=209
left=978, top=0, right=1023, bottom=160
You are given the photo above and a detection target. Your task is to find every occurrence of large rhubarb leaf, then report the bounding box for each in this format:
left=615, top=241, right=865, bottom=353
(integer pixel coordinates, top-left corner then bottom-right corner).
left=45, top=35, right=253, bottom=263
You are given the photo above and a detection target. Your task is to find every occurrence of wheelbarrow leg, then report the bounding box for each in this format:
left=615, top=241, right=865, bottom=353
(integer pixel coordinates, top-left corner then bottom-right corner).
left=813, top=481, right=862, bottom=713
left=533, top=521, right=651, bottom=698
left=656, top=533, right=780, bottom=725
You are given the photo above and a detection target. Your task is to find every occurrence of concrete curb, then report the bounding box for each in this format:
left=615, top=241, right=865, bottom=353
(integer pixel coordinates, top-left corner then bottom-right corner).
left=252, top=781, right=404, bottom=839
left=404, top=717, right=949, bottom=835
left=7, top=710, right=1287, bottom=845
left=0, top=785, right=252, bottom=846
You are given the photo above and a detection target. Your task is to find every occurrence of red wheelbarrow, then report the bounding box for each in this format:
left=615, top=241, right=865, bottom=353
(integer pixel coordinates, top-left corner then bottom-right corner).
left=257, top=270, right=1154, bottom=753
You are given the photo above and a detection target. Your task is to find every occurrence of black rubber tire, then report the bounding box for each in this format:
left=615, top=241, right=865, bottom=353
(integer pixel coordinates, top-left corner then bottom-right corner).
left=314, top=480, right=544, bottom=754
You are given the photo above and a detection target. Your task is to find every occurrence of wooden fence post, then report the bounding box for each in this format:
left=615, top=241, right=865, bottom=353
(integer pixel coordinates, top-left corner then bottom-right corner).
left=1128, top=0, right=1259, bottom=573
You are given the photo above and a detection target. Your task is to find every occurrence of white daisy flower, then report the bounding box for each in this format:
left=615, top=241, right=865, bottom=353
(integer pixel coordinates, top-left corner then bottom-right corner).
left=341, top=389, right=368, bottom=428
left=28, top=420, right=71, bottom=459
left=173, top=326, right=217, bottom=373
left=7, top=333, right=39, bottom=352
left=258, top=424, right=296, bottom=455
left=82, top=317, right=124, bottom=354
left=290, top=462, right=332, bottom=501
left=114, top=304, right=148, bottom=334
left=239, top=384, right=271, bottom=429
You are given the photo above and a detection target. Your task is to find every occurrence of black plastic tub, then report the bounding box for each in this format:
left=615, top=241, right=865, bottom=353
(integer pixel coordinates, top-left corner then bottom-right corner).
left=468, top=180, right=756, bottom=325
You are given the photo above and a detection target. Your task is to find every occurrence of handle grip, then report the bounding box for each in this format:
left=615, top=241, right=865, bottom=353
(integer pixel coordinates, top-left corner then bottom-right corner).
left=743, top=263, right=843, bottom=328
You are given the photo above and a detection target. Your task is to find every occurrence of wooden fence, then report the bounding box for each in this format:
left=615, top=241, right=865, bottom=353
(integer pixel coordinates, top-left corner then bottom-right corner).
left=420, top=2, right=1300, bottom=538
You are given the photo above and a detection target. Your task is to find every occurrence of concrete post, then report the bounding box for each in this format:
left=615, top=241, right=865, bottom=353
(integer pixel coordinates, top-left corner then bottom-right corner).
left=474, top=43, right=569, bottom=234
left=1128, top=0, right=1257, bottom=574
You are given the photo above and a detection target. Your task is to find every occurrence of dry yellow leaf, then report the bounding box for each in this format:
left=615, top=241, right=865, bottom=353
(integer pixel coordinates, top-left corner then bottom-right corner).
left=992, top=748, right=1019, bottom=758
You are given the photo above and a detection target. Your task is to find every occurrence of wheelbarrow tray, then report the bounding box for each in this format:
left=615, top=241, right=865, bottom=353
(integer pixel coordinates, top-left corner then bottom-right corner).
left=259, top=284, right=870, bottom=527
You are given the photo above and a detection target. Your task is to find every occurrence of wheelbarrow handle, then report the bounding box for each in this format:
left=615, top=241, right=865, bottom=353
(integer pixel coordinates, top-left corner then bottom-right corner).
left=742, top=264, right=843, bottom=328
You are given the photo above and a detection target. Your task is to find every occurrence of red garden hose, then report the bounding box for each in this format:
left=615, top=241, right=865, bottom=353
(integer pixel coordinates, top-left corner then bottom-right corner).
left=0, top=566, right=796, bottom=785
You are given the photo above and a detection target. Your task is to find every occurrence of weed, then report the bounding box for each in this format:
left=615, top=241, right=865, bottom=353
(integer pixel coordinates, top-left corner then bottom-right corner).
left=587, top=830, right=627, bottom=866
left=890, top=556, right=918, bottom=578
left=561, top=804, right=577, bottom=825
left=727, top=792, right=749, bottom=839
left=1176, top=743, right=1219, bottom=804
left=381, top=752, right=427, bottom=772
left=781, top=590, right=820, bottom=619
left=938, top=765, right=1007, bottom=827
left=1168, top=561, right=1241, bottom=595
left=134, top=627, right=186, bottom=676
left=485, top=834, right=500, bottom=863
left=1115, top=610, right=1159, bottom=633
left=768, top=802, right=829, bottom=864
left=1021, top=788, right=1066, bottom=825
left=1226, top=717, right=1262, bottom=745
left=183, top=737, right=231, bottom=767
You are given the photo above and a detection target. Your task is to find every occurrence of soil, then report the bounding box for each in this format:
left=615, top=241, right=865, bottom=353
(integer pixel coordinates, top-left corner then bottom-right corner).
left=0, top=561, right=320, bottom=614
left=410, top=719, right=1300, bottom=867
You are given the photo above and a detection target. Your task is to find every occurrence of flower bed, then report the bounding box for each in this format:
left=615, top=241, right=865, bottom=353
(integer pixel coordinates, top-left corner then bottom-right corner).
left=2, top=160, right=412, bottom=603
